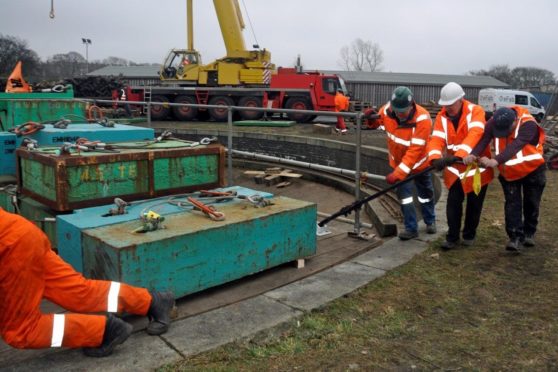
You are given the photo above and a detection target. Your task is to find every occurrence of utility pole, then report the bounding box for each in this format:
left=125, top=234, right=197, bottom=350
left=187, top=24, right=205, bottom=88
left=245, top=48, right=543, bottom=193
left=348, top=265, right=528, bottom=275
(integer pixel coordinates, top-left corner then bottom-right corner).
left=81, top=38, right=92, bottom=74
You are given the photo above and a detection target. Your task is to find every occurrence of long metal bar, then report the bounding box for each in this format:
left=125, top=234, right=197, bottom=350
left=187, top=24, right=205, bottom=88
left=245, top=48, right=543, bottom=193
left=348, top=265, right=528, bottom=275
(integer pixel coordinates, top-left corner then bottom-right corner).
left=318, top=165, right=435, bottom=227
left=231, top=149, right=385, bottom=181
left=82, top=99, right=358, bottom=119
left=317, top=211, right=372, bottom=229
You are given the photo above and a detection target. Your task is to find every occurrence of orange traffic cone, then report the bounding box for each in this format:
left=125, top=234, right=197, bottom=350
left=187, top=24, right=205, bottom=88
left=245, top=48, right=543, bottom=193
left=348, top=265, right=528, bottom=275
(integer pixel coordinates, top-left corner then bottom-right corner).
left=5, top=61, right=32, bottom=93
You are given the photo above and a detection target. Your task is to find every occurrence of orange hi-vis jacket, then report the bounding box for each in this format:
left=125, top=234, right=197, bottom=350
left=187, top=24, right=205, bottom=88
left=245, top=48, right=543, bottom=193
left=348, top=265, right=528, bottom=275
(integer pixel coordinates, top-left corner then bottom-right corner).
left=495, top=106, right=545, bottom=181
left=375, top=102, right=432, bottom=180
left=427, top=99, right=494, bottom=193
left=0, top=208, right=152, bottom=349
left=334, top=92, right=349, bottom=112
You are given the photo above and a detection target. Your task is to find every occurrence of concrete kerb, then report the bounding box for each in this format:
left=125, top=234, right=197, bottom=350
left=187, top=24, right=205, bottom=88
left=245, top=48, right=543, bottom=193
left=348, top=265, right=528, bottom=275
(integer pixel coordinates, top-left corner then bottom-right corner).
left=5, top=185, right=448, bottom=370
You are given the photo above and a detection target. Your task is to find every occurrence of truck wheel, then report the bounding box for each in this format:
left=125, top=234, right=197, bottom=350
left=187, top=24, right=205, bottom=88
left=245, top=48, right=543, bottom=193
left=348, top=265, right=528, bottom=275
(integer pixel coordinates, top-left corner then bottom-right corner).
left=208, top=96, right=234, bottom=122
left=238, top=96, right=264, bottom=120
left=535, top=113, right=544, bottom=123
left=150, top=95, right=170, bottom=120
left=285, top=97, right=313, bottom=123
left=172, top=95, right=198, bottom=121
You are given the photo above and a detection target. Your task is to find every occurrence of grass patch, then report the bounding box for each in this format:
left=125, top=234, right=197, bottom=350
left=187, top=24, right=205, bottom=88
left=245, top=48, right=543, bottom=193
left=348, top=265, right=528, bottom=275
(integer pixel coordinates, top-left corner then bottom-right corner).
left=162, top=171, right=558, bottom=371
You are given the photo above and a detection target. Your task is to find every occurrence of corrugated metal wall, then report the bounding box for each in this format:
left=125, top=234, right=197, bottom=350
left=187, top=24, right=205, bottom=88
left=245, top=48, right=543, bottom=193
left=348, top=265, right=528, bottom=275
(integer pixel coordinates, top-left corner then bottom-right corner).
left=347, top=82, right=481, bottom=108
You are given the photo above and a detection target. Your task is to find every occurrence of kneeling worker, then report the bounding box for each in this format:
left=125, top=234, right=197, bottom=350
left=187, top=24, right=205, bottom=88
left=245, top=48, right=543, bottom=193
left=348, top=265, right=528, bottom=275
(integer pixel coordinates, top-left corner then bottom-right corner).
left=0, top=208, right=175, bottom=357
left=365, top=86, right=436, bottom=240
left=463, top=107, right=546, bottom=251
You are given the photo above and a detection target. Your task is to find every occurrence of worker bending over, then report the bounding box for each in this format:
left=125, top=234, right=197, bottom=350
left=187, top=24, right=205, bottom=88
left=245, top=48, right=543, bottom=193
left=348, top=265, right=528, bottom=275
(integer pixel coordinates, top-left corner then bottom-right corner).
left=427, top=82, right=494, bottom=250
left=464, top=107, right=546, bottom=251
left=0, top=208, right=174, bottom=357
left=365, top=86, right=436, bottom=240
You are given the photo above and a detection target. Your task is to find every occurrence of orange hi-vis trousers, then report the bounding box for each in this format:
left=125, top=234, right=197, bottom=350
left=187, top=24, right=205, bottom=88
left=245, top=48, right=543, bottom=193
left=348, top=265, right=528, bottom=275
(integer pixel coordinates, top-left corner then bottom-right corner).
left=0, top=208, right=152, bottom=349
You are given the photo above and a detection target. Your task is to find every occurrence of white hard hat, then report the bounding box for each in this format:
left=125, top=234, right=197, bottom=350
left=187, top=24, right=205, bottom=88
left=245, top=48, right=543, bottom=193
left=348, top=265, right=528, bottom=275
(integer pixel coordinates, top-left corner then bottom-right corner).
left=438, top=82, right=465, bottom=106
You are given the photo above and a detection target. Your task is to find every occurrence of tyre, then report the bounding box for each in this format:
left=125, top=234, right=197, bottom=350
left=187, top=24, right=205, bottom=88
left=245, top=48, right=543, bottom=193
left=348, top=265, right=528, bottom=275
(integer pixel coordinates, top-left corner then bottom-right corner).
left=150, top=95, right=170, bottom=120
left=535, top=113, right=544, bottom=123
left=172, top=95, right=198, bottom=121
left=285, top=97, right=313, bottom=123
left=238, top=96, right=264, bottom=120
left=208, top=96, right=234, bottom=122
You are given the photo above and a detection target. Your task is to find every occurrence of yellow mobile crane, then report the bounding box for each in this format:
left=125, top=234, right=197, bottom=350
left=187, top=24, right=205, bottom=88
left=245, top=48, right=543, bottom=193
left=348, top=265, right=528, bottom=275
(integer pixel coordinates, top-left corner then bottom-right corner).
left=160, top=0, right=275, bottom=86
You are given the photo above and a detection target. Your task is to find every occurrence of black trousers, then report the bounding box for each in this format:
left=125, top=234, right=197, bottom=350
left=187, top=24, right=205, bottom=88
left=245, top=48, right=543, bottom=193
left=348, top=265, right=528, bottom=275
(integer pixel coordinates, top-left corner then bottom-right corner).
left=498, top=164, right=546, bottom=240
left=446, top=181, right=488, bottom=243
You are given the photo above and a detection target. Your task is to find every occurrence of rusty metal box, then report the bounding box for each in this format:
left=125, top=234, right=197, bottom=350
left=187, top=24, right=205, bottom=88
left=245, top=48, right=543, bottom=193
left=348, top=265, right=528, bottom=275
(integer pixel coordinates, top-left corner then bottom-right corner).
left=16, top=141, right=225, bottom=211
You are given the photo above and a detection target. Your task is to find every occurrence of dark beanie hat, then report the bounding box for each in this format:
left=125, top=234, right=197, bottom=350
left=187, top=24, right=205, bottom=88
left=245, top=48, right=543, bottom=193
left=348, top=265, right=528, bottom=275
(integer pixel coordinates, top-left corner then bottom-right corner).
left=492, top=107, right=517, bottom=137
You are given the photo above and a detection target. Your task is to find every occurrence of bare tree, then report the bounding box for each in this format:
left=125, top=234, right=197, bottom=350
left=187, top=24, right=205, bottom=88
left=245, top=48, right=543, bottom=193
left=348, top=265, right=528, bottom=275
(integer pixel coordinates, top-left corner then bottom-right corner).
left=0, top=34, right=41, bottom=80
left=337, top=38, right=383, bottom=72
left=470, top=64, right=556, bottom=89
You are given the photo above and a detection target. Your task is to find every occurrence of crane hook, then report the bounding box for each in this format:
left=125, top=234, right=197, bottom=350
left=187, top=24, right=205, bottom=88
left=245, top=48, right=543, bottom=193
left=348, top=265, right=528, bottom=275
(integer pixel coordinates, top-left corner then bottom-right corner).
left=49, top=0, right=55, bottom=18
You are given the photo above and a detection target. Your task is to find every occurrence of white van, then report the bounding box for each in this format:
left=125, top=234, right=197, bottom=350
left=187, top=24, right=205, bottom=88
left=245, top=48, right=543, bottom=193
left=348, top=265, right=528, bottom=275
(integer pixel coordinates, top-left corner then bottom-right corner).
left=478, top=88, right=546, bottom=122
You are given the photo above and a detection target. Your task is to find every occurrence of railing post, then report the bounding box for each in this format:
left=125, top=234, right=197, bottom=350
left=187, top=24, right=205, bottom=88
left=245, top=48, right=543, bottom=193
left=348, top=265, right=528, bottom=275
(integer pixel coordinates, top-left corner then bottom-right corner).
left=227, top=107, right=233, bottom=186
left=353, top=113, right=362, bottom=236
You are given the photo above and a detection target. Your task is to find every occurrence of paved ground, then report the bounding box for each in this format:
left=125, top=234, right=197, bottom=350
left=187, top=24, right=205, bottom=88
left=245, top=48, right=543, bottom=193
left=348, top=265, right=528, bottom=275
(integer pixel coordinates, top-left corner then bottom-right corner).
left=4, top=185, right=447, bottom=371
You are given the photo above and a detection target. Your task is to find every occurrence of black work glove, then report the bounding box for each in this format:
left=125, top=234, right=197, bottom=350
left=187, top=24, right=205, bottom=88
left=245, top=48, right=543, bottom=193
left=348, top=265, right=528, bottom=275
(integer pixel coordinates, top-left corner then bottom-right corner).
left=432, top=156, right=460, bottom=171
left=431, top=158, right=446, bottom=171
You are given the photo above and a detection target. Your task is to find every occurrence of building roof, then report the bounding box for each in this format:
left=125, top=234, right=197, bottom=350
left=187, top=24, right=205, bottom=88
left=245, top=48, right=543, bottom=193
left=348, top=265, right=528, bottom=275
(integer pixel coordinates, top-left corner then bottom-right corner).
left=322, top=70, right=509, bottom=88
left=88, top=65, right=160, bottom=78
left=88, top=65, right=509, bottom=88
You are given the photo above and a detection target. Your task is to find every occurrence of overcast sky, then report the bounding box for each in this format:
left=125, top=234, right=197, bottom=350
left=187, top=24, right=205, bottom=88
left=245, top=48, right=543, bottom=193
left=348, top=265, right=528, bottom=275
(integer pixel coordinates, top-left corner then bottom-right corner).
left=2, top=0, right=557, bottom=76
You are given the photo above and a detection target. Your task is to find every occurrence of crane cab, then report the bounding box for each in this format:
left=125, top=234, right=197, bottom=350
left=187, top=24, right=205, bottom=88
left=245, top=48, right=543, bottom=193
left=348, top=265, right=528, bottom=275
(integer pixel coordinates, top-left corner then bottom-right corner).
left=160, top=49, right=202, bottom=82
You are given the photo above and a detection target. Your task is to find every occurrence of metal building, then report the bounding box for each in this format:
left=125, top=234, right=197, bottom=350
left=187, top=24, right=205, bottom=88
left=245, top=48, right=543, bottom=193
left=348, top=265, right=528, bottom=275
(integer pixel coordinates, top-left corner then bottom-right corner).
left=89, top=66, right=509, bottom=107
left=323, top=70, right=509, bottom=107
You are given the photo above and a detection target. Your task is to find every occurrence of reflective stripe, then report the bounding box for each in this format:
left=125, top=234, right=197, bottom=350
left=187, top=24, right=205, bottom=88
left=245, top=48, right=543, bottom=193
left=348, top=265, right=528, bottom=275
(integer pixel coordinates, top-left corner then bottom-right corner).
left=412, top=155, right=428, bottom=169
left=418, top=196, right=431, bottom=203
left=416, top=114, right=429, bottom=122
left=411, top=138, right=426, bottom=146
left=447, top=165, right=488, bottom=179
left=468, top=121, right=484, bottom=130
left=459, top=144, right=472, bottom=154
left=378, top=125, right=385, bottom=131
left=108, top=281, right=121, bottom=313
left=504, top=153, right=543, bottom=166
left=398, top=162, right=411, bottom=174
left=401, top=197, right=414, bottom=205
left=495, top=138, right=500, bottom=155
left=429, top=150, right=442, bottom=157
left=51, top=314, right=65, bottom=347
left=432, top=130, right=446, bottom=139
left=447, top=144, right=457, bottom=151
left=386, top=132, right=411, bottom=147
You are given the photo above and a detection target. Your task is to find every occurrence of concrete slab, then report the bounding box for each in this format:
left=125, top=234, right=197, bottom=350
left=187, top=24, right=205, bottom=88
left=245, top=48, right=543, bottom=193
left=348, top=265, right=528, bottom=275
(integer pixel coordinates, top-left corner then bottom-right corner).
left=265, top=262, right=385, bottom=312
left=4, top=332, right=181, bottom=372
left=162, top=295, right=301, bottom=356
left=353, top=238, right=429, bottom=271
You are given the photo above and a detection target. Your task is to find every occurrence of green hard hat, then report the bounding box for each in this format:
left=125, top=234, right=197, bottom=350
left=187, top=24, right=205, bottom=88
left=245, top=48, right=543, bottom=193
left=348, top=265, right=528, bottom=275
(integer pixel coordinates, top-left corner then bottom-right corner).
left=391, top=86, right=414, bottom=112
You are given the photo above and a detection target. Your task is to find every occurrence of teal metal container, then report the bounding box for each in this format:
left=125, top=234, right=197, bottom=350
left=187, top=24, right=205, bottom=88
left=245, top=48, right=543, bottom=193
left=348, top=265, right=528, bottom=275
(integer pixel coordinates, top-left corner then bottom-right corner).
left=17, top=141, right=225, bottom=211
left=0, top=124, right=154, bottom=177
left=0, top=86, right=87, bottom=131
left=81, top=196, right=317, bottom=298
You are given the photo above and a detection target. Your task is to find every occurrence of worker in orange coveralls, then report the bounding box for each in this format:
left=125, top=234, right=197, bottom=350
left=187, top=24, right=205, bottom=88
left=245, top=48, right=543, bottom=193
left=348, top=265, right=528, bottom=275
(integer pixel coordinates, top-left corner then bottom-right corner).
left=334, top=88, right=349, bottom=134
left=364, top=86, right=436, bottom=240
left=0, top=208, right=174, bottom=357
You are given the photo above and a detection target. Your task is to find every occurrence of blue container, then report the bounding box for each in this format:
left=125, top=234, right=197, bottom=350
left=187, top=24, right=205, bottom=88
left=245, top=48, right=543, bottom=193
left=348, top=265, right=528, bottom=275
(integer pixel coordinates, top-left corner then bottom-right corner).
left=0, top=124, right=154, bottom=177
left=81, top=196, right=317, bottom=298
left=57, top=186, right=274, bottom=273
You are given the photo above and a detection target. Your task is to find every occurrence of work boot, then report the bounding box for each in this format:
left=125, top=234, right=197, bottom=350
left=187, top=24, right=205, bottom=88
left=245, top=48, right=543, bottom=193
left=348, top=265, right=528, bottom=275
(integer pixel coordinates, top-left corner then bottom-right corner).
left=83, top=315, right=133, bottom=357
left=522, top=236, right=535, bottom=247
left=426, top=223, right=437, bottom=234
left=441, top=240, right=458, bottom=251
left=505, top=238, right=521, bottom=252
left=398, top=230, right=418, bottom=240
left=147, top=291, right=175, bottom=336
left=462, top=238, right=475, bottom=247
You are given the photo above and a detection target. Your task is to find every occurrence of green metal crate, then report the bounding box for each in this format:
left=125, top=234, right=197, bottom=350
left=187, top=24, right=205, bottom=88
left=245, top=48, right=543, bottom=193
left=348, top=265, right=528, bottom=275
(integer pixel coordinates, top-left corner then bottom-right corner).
left=0, top=86, right=87, bottom=131
left=16, top=141, right=225, bottom=211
